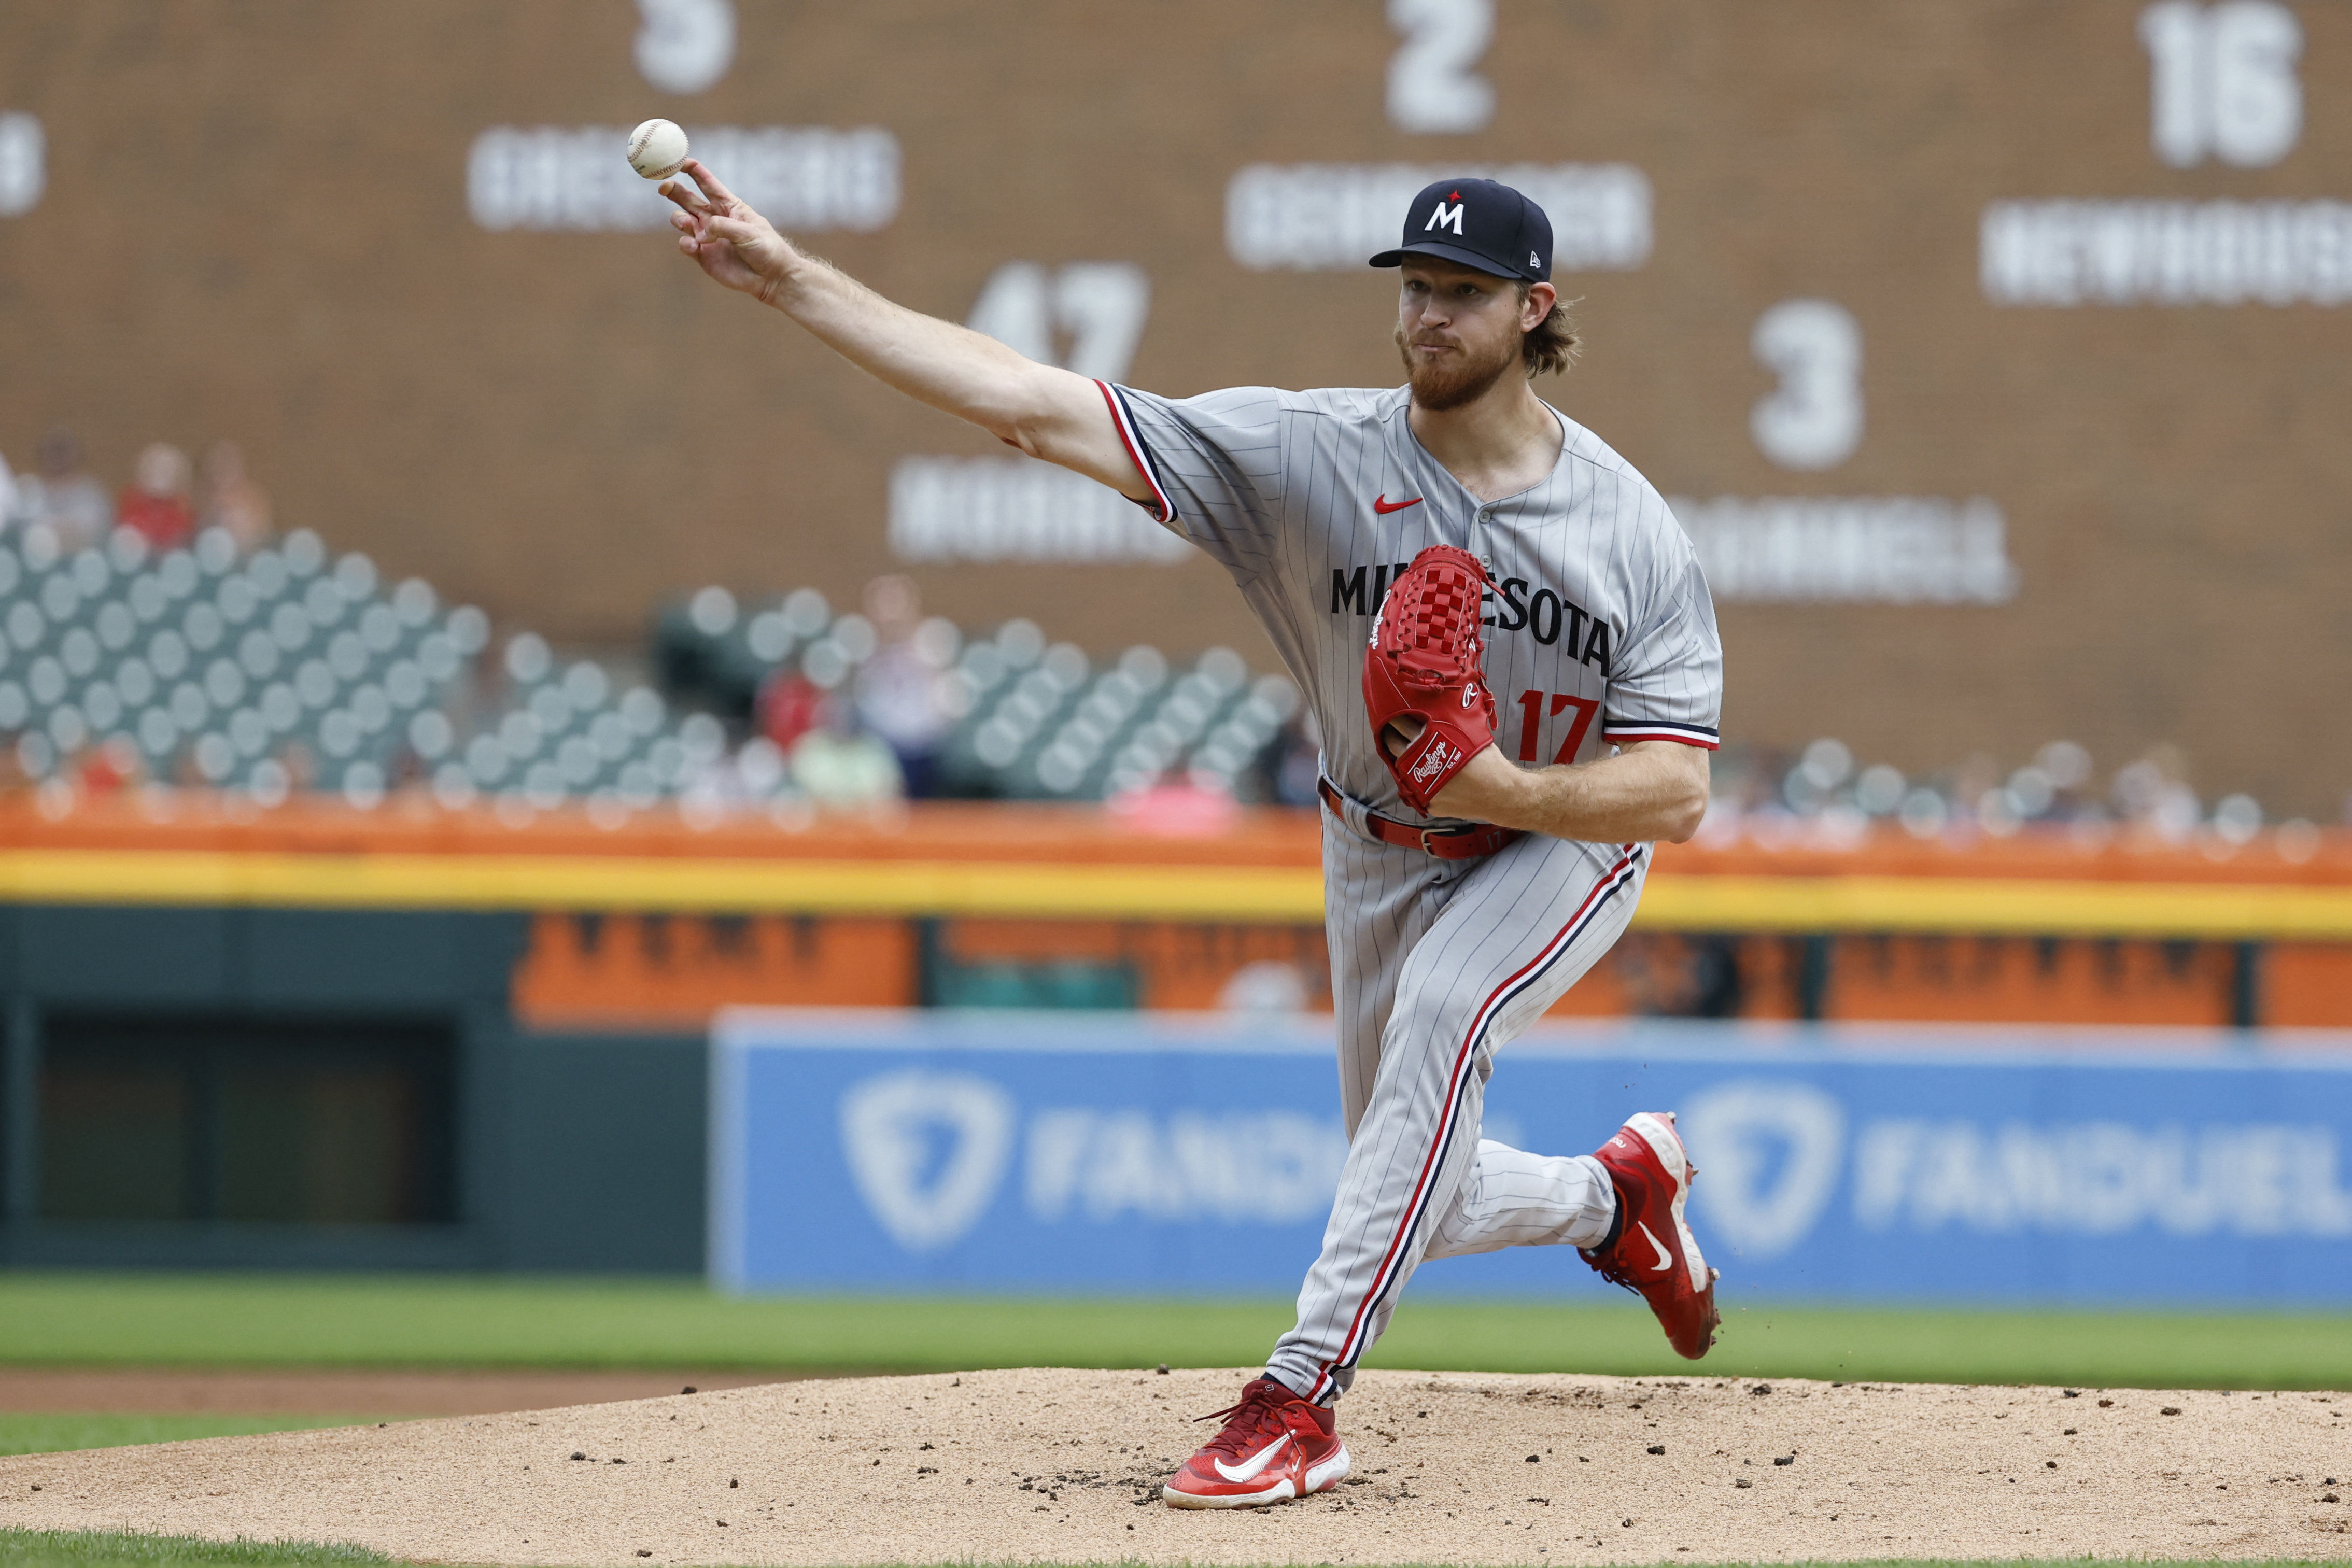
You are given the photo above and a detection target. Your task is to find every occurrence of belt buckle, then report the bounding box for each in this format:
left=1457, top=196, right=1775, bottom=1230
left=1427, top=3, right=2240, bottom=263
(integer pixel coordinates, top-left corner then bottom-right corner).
left=1419, top=826, right=1442, bottom=856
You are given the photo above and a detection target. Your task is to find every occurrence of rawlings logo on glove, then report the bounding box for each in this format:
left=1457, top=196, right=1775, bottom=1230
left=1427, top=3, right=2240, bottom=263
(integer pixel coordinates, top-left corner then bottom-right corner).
left=1362, top=544, right=1499, bottom=815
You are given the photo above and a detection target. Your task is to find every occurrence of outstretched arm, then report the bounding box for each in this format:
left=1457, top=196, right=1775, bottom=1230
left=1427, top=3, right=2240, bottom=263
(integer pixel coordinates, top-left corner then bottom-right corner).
left=660, top=159, right=1148, bottom=502
left=1385, top=725, right=1711, bottom=844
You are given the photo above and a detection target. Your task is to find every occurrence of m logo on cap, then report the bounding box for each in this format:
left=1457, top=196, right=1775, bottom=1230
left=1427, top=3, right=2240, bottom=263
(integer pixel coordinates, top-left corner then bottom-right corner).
left=1425, top=201, right=1465, bottom=235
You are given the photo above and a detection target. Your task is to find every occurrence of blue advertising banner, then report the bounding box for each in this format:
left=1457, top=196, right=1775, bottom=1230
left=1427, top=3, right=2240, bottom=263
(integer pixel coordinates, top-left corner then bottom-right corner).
left=709, top=1009, right=2352, bottom=1305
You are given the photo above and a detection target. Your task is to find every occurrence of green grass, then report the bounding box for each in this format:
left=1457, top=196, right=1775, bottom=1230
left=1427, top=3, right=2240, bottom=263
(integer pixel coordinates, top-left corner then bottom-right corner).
left=0, top=1272, right=2347, bottom=1389
left=0, top=1530, right=389, bottom=1568
left=0, top=1414, right=377, bottom=1458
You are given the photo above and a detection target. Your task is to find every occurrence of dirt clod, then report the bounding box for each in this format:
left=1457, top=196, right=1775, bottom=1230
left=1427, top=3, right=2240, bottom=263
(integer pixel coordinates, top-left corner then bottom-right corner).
left=1646, top=1445, right=1665, bottom=1455
left=2162, top=1406, right=2182, bottom=1416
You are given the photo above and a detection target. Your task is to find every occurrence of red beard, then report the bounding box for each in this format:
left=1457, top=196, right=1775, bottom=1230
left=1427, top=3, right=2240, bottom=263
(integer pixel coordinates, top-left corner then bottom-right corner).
left=1396, top=328, right=1522, bottom=412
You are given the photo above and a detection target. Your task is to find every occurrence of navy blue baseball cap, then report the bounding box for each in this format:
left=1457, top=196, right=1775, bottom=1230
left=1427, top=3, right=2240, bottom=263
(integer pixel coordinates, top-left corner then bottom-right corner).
left=1369, top=177, right=1553, bottom=282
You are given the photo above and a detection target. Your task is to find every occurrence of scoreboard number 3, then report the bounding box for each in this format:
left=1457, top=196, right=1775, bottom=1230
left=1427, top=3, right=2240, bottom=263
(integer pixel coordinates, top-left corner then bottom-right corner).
left=1750, top=299, right=1864, bottom=472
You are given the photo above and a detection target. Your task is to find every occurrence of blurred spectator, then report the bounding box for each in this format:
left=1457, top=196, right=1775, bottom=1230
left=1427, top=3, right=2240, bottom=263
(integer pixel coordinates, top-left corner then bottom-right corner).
left=789, top=699, right=903, bottom=807
left=28, top=427, right=112, bottom=550
left=852, top=574, right=957, bottom=797
left=1271, top=707, right=1322, bottom=807
left=78, top=736, right=143, bottom=795
left=198, top=441, right=272, bottom=550
left=0, top=444, right=16, bottom=525
left=757, top=668, right=828, bottom=753
left=119, top=442, right=196, bottom=549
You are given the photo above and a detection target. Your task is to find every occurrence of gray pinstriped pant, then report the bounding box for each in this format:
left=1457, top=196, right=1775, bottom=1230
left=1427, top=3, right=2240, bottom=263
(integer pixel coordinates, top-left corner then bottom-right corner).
left=1264, top=799, right=1641, bottom=1404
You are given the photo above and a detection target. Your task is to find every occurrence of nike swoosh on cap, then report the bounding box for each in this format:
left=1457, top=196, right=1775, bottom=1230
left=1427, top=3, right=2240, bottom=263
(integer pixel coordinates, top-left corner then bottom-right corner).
left=1373, top=495, right=1422, bottom=514
left=1212, top=1432, right=1292, bottom=1484
left=1639, top=1221, right=1675, bottom=1273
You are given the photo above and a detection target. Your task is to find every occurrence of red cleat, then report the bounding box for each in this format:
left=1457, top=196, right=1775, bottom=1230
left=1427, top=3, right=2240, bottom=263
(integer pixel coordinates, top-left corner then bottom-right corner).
left=1582, top=1110, right=1722, bottom=1359
left=1161, top=1375, right=1351, bottom=1509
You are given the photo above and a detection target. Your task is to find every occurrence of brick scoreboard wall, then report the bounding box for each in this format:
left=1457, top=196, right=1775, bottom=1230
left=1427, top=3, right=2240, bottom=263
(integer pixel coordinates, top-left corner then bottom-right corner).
left=0, top=2, right=2344, bottom=811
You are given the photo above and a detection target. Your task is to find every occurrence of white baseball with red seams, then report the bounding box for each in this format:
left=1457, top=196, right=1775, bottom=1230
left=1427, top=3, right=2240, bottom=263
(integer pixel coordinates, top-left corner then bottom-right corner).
left=1110, top=370, right=1727, bottom=1507
left=625, top=118, right=690, bottom=180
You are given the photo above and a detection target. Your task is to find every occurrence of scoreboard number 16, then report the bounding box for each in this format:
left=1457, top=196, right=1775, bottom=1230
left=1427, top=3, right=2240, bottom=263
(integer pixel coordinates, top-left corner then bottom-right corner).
left=2138, top=0, right=2303, bottom=167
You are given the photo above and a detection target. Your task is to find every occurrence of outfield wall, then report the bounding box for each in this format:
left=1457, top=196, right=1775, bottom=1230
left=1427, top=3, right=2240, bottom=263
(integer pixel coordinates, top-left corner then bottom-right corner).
left=713, top=1008, right=2352, bottom=1306
left=3, top=5, right=2350, bottom=811
left=0, top=905, right=705, bottom=1272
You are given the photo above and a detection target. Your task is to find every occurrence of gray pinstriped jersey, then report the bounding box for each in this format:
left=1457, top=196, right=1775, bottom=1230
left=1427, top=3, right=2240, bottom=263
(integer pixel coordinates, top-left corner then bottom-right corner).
left=1101, top=381, right=1724, bottom=825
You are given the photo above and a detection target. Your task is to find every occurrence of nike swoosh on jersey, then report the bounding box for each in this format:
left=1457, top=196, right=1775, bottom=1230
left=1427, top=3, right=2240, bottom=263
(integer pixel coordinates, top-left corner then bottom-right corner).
left=1373, top=494, right=1423, bottom=514
left=1212, top=1432, right=1293, bottom=1484
left=1638, top=1221, right=1675, bottom=1273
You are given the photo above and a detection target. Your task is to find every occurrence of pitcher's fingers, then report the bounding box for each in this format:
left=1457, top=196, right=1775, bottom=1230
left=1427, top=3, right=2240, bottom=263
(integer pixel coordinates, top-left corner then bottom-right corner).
left=678, top=158, right=744, bottom=213
left=658, top=177, right=711, bottom=215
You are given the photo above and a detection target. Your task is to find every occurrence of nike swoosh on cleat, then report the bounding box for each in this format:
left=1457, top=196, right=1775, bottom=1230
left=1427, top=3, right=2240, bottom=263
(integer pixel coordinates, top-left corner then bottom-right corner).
left=1373, top=495, right=1423, bottom=514
left=1638, top=1221, right=1675, bottom=1272
left=1212, top=1432, right=1292, bottom=1484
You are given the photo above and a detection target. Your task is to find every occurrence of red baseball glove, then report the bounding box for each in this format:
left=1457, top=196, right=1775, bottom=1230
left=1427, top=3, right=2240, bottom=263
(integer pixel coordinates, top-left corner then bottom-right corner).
left=1362, top=544, right=1499, bottom=816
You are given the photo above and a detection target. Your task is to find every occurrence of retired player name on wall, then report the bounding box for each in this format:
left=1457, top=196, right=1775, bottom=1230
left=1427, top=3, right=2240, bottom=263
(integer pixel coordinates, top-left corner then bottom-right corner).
left=1226, top=162, right=1651, bottom=273
left=467, top=124, right=899, bottom=235
left=1670, top=496, right=2017, bottom=606
left=888, top=457, right=1189, bottom=566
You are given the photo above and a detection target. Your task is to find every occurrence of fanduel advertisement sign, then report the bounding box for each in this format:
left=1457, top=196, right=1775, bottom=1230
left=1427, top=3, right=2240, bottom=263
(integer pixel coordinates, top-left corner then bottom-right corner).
left=709, top=1010, right=2352, bottom=1303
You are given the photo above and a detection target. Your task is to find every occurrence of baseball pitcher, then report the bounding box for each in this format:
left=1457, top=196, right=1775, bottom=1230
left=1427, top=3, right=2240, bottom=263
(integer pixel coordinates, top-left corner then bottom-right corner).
left=661, top=163, right=1723, bottom=1509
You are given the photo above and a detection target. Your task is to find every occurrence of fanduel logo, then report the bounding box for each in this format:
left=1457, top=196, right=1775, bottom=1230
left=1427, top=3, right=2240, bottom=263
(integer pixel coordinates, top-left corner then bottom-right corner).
left=838, top=1071, right=1016, bottom=1251
left=1026, top=1108, right=1347, bottom=1225
left=1854, top=1119, right=2352, bottom=1237
left=1680, top=1081, right=1847, bottom=1259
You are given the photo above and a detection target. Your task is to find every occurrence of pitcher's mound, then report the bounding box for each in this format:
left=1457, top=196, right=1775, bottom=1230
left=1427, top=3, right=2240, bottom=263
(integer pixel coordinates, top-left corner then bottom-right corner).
left=2, top=1367, right=2345, bottom=1564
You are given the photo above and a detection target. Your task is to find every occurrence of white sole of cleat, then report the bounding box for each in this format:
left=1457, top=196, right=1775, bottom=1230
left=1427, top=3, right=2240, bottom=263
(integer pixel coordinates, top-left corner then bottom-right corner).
left=1162, top=1444, right=1350, bottom=1509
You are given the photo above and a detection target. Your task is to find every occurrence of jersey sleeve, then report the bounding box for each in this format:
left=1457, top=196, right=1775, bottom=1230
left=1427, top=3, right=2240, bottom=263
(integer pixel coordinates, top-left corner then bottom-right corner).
left=1600, top=522, right=1723, bottom=751
left=1100, top=382, right=1289, bottom=578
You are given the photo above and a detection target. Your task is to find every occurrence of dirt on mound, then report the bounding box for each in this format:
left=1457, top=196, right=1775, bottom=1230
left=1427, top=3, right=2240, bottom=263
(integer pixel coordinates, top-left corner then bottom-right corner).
left=0, top=1367, right=2346, bottom=1565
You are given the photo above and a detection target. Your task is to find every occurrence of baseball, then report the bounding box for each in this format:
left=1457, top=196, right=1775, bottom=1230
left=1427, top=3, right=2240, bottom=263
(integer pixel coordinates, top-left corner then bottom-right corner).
left=625, top=118, right=689, bottom=180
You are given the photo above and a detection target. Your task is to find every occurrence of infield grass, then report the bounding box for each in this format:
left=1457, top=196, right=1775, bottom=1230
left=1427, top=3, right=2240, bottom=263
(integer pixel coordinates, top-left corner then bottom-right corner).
left=0, top=1531, right=390, bottom=1568
left=0, top=1415, right=379, bottom=1458
left=1, top=1273, right=2348, bottom=1389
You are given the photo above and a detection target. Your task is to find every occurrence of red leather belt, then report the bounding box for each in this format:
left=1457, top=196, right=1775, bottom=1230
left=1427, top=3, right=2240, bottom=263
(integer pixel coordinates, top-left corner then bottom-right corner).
left=1318, top=776, right=1521, bottom=861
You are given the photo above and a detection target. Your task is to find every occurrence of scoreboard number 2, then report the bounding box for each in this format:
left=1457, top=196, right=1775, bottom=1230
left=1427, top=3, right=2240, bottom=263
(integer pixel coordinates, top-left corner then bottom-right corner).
left=1387, top=0, right=1496, bottom=134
